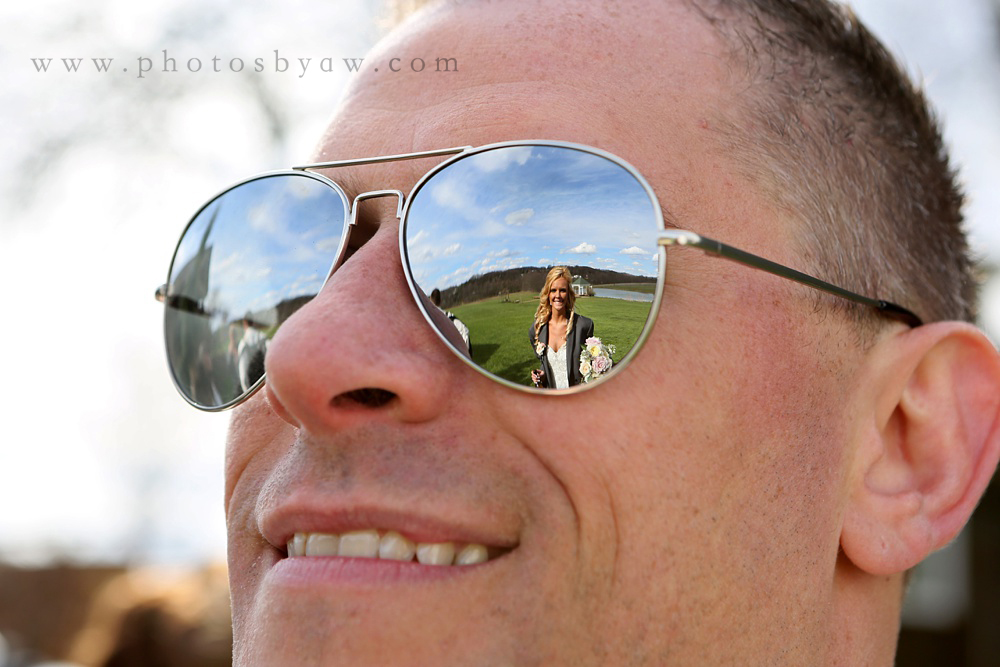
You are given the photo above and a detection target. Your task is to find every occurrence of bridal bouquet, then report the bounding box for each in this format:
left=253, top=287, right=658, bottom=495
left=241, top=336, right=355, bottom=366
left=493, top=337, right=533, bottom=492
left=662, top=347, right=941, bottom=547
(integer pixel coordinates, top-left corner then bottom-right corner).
left=579, top=336, right=616, bottom=383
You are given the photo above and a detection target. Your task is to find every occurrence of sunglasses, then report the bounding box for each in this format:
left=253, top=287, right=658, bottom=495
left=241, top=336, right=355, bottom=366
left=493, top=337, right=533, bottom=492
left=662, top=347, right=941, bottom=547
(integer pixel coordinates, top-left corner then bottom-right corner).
left=157, top=140, right=922, bottom=410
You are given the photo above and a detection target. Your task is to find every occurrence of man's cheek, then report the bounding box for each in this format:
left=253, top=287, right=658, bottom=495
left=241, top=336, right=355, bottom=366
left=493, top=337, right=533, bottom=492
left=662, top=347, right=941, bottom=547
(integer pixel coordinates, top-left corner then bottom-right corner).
left=225, top=397, right=293, bottom=506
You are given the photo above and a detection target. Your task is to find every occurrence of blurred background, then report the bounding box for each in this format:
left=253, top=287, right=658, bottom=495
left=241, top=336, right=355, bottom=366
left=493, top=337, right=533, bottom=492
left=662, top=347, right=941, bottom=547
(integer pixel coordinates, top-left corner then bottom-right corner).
left=0, top=0, right=998, bottom=665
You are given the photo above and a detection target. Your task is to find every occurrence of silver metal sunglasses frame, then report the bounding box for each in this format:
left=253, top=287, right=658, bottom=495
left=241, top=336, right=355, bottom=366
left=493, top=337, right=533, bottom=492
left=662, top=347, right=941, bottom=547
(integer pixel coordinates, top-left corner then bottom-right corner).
left=158, top=139, right=923, bottom=410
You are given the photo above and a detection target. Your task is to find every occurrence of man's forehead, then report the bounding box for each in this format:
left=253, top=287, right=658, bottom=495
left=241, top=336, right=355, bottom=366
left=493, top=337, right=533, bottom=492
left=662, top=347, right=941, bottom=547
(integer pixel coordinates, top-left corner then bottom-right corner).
left=343, top=0, right=731, bottom=117
left=318, top=2, right=732, bottom=162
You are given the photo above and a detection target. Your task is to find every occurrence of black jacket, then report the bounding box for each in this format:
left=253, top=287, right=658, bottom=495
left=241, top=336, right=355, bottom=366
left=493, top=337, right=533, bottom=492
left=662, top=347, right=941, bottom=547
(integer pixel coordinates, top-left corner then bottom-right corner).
left=528, top=313, right=595, bottom=388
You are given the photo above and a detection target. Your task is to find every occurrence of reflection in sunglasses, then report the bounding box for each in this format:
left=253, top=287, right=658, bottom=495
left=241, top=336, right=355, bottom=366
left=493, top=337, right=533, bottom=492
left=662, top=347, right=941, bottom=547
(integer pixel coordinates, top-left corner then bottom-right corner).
left=406, top=145, right=660, bottom=390
left=164, top=172, right=349, bottom=409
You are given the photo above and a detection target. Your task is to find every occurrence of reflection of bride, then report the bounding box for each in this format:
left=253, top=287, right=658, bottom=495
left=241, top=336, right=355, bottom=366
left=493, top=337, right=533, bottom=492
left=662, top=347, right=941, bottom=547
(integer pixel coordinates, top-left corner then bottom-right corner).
left=529, top=266, right=594, bottom=389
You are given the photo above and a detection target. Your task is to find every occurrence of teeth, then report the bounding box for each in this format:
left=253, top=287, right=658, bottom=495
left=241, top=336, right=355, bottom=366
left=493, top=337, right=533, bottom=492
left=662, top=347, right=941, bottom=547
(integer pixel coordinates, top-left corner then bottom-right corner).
left=379, top=531, right=416, bottom=561
left=287, top=533, right=307, bottom=558
left=338, top=530, right=380, bottom=558
left=286, top=530, right=494, bottom=566
left=416, top=542, right=455, bottom=566
left=455, top=543, right=488, bottom=565
left=305, top=533, right=340, bottom=557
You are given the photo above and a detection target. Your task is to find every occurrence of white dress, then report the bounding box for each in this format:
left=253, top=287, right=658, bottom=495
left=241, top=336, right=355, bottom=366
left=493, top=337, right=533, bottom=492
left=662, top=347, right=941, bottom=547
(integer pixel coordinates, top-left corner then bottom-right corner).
left=546, top=345, right=570, bottom=389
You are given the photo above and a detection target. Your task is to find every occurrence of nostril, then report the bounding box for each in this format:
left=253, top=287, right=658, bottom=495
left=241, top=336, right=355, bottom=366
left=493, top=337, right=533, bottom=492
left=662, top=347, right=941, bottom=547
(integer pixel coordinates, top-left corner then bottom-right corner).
left=331, top=388, right=397, bottom=409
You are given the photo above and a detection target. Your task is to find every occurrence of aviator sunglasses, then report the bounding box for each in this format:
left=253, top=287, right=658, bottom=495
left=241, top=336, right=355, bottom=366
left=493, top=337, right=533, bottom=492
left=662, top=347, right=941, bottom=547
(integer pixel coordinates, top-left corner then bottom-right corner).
left=157, top=140, right=923, bottom=410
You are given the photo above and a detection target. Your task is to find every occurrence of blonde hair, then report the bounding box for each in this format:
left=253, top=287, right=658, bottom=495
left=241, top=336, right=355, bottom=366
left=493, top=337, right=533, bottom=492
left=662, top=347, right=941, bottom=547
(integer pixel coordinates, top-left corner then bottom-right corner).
left=533, top=266, right=576, bottom=343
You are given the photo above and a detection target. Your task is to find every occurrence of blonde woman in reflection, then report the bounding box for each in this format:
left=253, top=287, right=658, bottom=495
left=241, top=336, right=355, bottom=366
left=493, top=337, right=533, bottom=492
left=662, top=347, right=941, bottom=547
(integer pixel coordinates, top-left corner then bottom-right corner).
left=529, top=266, right=594, bottom=389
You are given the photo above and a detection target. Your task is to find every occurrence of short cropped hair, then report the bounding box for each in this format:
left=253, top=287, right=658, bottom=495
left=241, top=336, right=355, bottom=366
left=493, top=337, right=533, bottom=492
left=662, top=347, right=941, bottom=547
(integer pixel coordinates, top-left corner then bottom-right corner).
left=687, top=0, right=975, bottom=331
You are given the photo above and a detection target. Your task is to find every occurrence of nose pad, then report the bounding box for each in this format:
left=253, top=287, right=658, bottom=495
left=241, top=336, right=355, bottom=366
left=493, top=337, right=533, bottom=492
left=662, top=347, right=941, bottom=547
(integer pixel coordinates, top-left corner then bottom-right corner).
left=335, top=190, right=405, bottom=263
left=350, top=190, right=405, bottom=227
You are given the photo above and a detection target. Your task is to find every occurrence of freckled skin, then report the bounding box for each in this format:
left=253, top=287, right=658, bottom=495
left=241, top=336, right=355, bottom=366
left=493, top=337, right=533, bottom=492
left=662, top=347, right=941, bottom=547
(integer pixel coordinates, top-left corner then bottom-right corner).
left=223, top=1, right=909, bottom=665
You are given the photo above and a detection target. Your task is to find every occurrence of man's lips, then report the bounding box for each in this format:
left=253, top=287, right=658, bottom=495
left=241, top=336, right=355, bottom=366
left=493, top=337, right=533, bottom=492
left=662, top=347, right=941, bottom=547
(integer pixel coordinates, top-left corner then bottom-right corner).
left=260, top=503, right=519, bottom=568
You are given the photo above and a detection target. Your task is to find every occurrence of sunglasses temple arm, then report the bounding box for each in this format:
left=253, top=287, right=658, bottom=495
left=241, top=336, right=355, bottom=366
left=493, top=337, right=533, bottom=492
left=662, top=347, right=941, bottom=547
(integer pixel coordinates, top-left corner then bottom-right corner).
left=154, top=284, right=217, bottom=319
left=658, top=230, right=923, bottom=327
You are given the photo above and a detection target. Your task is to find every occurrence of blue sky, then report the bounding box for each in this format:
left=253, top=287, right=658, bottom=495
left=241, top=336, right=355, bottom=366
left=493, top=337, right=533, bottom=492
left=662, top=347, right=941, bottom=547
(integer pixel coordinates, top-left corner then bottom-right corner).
left=405, top=144, right=661, bottom=293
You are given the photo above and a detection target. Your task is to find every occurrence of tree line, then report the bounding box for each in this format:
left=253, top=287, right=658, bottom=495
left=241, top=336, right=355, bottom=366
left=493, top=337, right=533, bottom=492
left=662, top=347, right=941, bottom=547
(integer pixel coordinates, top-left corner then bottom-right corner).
left=437, top=266, right=655, bottom=309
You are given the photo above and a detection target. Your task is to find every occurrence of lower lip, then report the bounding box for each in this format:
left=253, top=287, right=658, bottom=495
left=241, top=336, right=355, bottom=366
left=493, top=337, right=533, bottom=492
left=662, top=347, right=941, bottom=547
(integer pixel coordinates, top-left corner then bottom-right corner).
left=267, top=554, right=492, bottom=589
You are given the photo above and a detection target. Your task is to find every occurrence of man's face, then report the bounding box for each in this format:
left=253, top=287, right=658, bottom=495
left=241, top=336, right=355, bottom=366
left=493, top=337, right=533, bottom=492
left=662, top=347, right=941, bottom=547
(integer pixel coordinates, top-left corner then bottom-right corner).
left=225, top=1, right=864, bottom=664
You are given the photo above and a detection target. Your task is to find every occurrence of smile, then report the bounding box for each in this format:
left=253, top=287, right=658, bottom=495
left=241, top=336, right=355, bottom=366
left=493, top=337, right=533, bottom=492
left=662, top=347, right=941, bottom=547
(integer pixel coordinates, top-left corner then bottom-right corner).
left=286, top=529, right=497, bottom=566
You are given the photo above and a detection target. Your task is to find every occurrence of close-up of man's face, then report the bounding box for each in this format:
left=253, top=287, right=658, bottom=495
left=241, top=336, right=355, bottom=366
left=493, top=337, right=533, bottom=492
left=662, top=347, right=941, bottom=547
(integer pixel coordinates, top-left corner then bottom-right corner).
left=208, top=0, right=1000, bottom=665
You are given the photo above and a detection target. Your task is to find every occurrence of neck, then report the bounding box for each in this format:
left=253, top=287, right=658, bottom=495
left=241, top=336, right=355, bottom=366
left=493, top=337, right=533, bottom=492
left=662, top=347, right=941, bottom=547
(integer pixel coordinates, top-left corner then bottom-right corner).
left=826, top=554, right=904, bottom=665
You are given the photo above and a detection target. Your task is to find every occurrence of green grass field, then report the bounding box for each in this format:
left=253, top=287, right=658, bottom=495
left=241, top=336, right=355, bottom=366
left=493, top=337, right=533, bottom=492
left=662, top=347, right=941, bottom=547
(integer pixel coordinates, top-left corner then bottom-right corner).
left=451, top=293, right=652, bottom=386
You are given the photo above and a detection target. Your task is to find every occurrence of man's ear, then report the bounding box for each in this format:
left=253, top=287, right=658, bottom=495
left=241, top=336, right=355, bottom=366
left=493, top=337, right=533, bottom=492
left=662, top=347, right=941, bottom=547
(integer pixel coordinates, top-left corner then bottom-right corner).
left=841, top=322, right=1000, bottom=576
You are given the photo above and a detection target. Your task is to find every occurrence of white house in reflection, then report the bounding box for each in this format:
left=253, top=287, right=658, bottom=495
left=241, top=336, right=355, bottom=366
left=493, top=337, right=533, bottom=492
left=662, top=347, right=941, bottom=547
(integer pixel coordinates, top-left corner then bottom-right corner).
left=571, top=274, right=594, bottom=297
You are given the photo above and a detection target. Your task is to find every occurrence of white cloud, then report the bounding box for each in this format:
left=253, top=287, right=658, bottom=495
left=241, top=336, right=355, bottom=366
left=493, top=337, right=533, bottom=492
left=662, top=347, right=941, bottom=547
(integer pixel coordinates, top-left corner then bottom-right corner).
left=248, top=202, right=282, bottom=234
left=431, top=177, right=471, bottom=211
left=482, top=256, right=527, bottom=273
left=407, top=234, right=461, bottom=263
left=471, top=146, right=533, bottom=172
left=505, top=208, right=534, bottom=226
left=212, top=250, right=242, bottom=274
left=288, top=272, right=323, bottom=293
left=436, top=264, right=476, bottom=288
left=408, top=229, right=428, bottom=246
left=620, top=246, right=646, bottom=255
left=565, top=242, right=597, bottom=254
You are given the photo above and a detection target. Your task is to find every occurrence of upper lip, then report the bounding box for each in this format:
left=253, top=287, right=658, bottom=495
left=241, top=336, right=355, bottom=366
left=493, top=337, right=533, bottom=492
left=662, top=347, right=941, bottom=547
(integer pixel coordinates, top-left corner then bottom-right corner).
left=260, top=497, right=521, bottom=551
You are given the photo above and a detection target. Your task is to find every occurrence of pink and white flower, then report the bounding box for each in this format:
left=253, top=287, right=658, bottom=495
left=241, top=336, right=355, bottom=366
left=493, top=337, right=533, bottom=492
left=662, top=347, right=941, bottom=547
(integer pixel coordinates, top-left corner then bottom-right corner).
left=592, top=354, right=612, bottom=375
left=579, top=336, right=616, bottom=383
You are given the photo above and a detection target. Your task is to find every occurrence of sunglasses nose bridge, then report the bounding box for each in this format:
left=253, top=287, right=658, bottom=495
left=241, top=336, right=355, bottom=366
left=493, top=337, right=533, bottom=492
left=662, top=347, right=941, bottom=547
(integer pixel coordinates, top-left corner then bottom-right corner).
left=350, top=190, right=406, bottom=226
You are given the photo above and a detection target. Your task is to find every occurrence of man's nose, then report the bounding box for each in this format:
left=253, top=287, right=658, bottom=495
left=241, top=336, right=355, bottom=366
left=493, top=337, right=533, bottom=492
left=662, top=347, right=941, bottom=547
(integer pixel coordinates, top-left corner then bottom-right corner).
left=261, top=217, right=463, bottom=433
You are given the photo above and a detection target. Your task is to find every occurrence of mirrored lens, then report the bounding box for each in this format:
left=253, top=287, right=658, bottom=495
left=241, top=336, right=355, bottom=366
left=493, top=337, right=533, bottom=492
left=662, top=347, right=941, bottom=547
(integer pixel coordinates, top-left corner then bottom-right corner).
left=164, top=173, right=348, bottom=409
left=404, top=144, right=661, bottom=391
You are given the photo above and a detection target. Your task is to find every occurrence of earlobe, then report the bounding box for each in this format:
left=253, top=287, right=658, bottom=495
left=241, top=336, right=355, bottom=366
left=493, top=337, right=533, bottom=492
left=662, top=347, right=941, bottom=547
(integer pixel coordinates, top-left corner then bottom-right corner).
left=841, top=322, right=1000, bottom=576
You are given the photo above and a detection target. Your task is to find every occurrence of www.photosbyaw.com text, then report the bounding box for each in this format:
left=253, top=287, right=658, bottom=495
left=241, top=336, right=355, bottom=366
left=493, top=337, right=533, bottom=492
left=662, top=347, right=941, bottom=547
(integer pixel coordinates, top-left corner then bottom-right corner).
left=29, top=50, right=459, bottom=79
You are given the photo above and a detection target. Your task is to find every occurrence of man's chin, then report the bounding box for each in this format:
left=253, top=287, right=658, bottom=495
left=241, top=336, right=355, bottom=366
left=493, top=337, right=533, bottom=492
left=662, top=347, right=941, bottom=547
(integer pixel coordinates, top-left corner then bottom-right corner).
left=233, top=598, right=521, bottom=666
left=229, top=552, right=549, bottom=666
